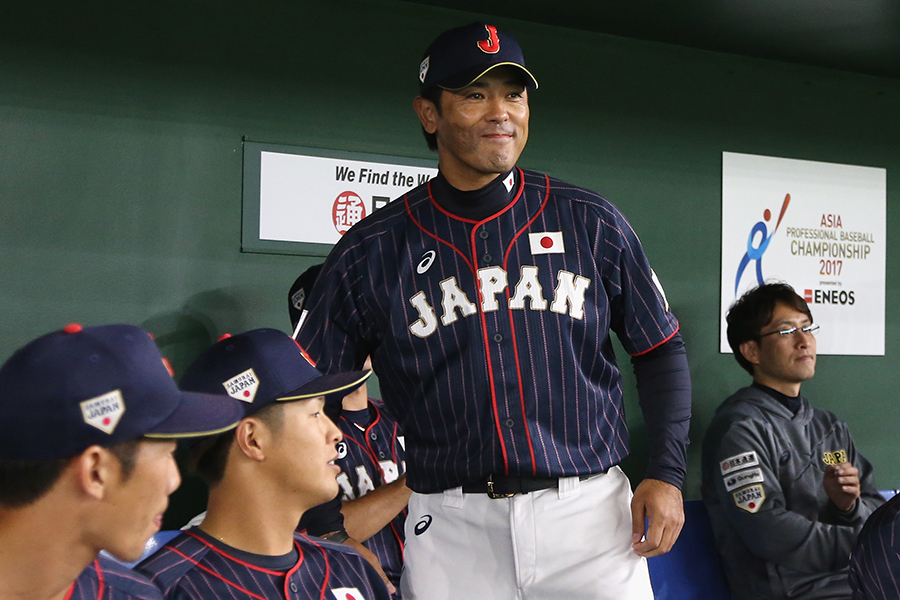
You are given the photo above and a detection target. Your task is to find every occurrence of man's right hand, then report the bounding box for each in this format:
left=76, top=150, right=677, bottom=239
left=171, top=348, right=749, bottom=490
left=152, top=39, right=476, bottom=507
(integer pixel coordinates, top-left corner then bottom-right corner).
left=823, top=462, right=860, bottom=512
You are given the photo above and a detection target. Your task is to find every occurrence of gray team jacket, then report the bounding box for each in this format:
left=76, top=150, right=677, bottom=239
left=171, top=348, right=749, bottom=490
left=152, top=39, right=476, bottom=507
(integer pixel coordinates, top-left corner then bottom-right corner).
left=701, top=386, right=884, bottom=600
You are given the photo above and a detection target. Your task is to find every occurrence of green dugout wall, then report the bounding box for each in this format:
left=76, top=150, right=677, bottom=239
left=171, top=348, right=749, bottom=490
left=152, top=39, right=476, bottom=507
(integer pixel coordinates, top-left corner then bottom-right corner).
left=1, top=2, right=898, bottom=518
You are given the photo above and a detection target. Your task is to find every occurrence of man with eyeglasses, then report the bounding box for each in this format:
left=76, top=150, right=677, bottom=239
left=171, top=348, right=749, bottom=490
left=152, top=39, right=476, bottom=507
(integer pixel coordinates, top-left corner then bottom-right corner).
left=702, top=282, right=884, bottom=600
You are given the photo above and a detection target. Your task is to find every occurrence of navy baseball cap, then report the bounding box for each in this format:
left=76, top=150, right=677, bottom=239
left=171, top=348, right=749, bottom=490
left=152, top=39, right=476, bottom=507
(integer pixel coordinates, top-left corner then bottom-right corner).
left=179, top=328, right=370, bottom=418
left=288, top=264, right=323, bottom=333
left=0, top=324, right=245, bottom=461
left=418, top=22, right=538, bottom=93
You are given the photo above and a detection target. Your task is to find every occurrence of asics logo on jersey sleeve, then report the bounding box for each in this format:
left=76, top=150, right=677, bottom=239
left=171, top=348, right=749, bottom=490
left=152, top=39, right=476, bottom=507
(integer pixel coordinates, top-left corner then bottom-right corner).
left=409, top=266, right=591, bottom=338
left=417, top=250, right=436, bottom=274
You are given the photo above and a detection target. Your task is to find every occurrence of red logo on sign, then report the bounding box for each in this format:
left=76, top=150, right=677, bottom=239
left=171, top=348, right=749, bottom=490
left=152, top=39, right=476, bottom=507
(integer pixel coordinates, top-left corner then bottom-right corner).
left=333, top=191, right=366, bottom=235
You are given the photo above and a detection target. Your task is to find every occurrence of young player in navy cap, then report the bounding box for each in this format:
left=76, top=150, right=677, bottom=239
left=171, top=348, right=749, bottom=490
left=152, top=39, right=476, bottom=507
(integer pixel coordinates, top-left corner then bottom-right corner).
left=136, top=328, right=391, bottom=600
left=0, top=323, right=244, bottom=600
left=297, top=22, right=692, bottom=599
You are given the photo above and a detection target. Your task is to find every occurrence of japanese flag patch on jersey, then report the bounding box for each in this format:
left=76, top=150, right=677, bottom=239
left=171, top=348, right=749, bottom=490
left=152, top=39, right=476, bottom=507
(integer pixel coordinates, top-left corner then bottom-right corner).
left=223, top=368, right=259, bottom=403
left=733, top=484, right=766, bottom=513
left=720, top=451, right=759, bottom=474
left=528, top=231, right=564, bottom=255
left=331, top=588, right=367, bottom=600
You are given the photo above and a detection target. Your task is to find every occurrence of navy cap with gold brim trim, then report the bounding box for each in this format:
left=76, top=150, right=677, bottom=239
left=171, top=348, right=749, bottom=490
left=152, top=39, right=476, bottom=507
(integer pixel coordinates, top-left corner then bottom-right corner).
left=0, top=324, right=245, bottom=460
left=180, top=328, right=370, bottom=419
left=418, top=22, right=538, bottom=94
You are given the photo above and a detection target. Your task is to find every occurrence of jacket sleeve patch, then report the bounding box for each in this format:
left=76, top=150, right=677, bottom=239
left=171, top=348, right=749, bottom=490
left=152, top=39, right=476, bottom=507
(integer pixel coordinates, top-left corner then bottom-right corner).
left=724, top=467, right=764, bottom=492
left=720, top=451, right=759, bottom=475
left=733, top=484, right=766, bottom=513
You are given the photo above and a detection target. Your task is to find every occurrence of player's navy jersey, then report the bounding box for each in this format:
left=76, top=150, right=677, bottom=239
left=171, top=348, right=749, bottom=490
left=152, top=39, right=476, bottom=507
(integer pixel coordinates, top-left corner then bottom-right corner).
left=297, top=168, right=679, bottom=493
left=69, top=554, right=163, bottom=600
left=135, top=528, right=390, bottom=600
left=336, top=399, right=406, bottom=590
left=849, top=495, right=900, bottom=599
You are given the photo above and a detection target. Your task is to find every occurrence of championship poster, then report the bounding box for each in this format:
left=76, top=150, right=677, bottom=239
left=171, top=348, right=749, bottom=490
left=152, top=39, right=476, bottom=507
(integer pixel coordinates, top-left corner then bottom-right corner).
left=720, top=152, right=886, bottom=356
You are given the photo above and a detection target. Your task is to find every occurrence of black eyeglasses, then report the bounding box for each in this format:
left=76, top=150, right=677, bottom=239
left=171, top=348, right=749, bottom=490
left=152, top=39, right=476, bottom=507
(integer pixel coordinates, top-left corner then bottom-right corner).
left=758, top=324, right=820, bottom=339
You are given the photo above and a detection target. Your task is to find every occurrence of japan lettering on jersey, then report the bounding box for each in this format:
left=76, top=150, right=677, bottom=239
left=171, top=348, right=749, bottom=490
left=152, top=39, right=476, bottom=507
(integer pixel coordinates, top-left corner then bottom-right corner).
left=136, top=529, right=390, bottom=600
left=298, top=168, right=678, bottom=493
left=335, top=399, right=406, bottom=589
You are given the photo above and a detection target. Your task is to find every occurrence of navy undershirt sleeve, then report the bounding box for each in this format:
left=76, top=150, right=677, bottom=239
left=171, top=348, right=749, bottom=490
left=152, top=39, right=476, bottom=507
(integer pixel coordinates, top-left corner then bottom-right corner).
left=297, top=493, right=345, bottom=537
left=631, top=332, right=691, bottom=489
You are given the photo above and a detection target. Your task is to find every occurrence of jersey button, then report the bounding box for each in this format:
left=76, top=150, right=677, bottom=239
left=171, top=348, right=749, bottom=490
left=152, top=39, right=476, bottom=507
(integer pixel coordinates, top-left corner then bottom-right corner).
left=483, top=253, right=492, bottom=263
left=370, top=433, right=378, bottom=440
left=493, top=333, right=503, bottom=342
left=479, top=230, right=489, bottom=239
left=379, top=452, right=386, bottom=458
left=504, top=419, right=515, bottom=428
left=290, top=582, right=298, bottom=593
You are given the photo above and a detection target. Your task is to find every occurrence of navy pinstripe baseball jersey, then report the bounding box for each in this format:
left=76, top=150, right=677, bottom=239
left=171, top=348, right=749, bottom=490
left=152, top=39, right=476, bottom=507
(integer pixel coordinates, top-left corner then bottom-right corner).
left=336, top=399, right=406, bottom=590
left=849, top=494, right=900, bottom=599
left=135, top=528, right=390, bottom=600
left=69, top=554, right=163, bottom=600
left=297, top=167, right=679, bottom=493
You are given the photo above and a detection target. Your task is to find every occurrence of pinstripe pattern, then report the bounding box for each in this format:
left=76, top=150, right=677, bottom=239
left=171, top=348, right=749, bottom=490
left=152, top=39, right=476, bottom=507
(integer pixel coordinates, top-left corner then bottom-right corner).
left=850, top=496, right=900, bottom=599
left=136, top=529, right=390, bottom=600
left=297, top=168, right=679, bottom=493
left=335, top=399, right=406, bottom=594
left=69, top=555, right=163, bottom=600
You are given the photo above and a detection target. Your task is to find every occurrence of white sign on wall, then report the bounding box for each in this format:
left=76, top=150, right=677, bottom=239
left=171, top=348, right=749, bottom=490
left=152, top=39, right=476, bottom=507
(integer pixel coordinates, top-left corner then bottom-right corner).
left=720, top=152, right=886, bottom=356
left=258, top=151, right=438, bottom=246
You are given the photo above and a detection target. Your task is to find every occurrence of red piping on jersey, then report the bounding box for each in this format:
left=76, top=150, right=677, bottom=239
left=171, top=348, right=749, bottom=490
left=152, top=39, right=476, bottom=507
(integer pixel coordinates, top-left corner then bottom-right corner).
left=166, top=546, right=270, bottom=600
left=500, top=172, right=552, bottom=475
left=299, top=535, right=331, bottom=600
left=184, top=530, right=301, bottom=576
left=428, top=169, right=525, bottom=224
left=283, top=536, right=310, bottom=600
left=406, top=189, right=474, bottom=273
left=65, top=559, right=104, bottom=600
left=466, top=170, right=528, bottom=476
left=629, top=324, right=680, bottom=357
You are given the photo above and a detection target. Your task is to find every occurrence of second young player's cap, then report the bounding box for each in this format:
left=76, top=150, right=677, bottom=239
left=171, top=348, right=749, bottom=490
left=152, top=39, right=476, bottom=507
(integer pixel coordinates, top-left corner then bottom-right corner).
left=418, top=22, right=539, bottom=93
left=179, top=328, right=370, bottom=417
left=0, top=323, right=245, bottom=461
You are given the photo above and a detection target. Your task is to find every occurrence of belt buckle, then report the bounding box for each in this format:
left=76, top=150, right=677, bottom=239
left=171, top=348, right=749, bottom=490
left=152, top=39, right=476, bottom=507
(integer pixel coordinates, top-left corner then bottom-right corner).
left=486, top=475, right=515, bottom=499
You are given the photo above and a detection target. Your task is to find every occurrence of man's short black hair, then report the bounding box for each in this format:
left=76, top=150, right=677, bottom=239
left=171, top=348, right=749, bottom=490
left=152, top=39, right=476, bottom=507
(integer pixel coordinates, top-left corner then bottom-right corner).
left=419, top=85, right=443, bottom=152
left=726, top=282, right=813, bottom=375
left=0, top=439, right=141, bottom=508
left=187, top=403, right=284, bottom=487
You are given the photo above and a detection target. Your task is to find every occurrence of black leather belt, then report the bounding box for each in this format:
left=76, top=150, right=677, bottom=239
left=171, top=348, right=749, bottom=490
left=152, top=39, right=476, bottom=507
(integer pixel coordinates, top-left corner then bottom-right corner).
left=462, top=474, right=593, bottom=499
